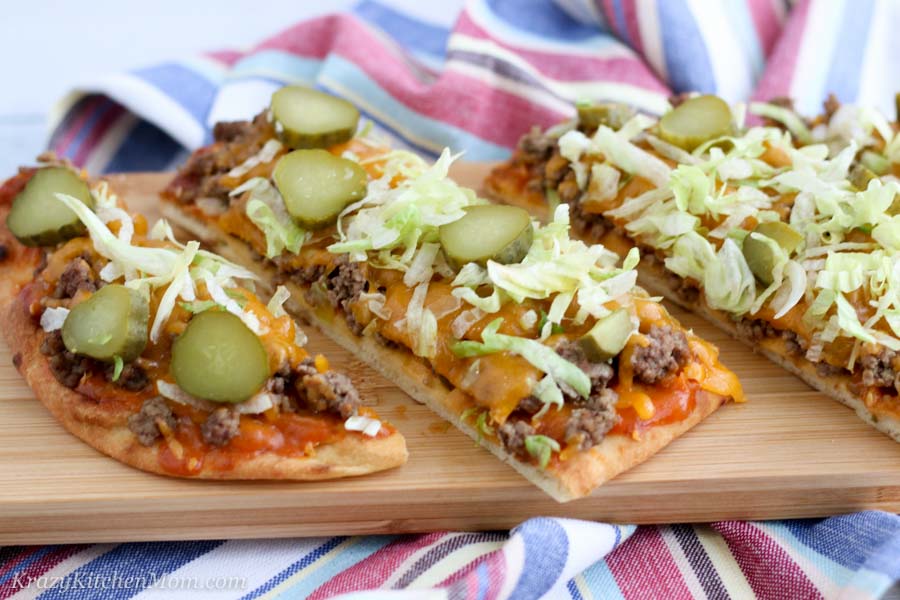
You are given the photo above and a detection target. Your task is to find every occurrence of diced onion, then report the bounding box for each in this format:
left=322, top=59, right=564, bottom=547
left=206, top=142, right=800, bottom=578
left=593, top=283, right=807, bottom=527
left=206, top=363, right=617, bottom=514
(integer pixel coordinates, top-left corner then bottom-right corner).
left=39, top=306, right=69, bottom=332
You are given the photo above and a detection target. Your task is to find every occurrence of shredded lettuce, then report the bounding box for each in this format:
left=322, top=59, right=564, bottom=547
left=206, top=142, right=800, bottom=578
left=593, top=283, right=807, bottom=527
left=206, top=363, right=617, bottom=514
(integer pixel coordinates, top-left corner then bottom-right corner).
left=266, top=285, right=292, bottom=317
left=749, top=102, right=813, bottom=145
left=451, top=318, right=590, bottom=400
left=54, top=193, right=258, bottom=343
left=328, top=149, right=479, bottom=270
left=405, top=283, right=438, bottom=358
left=524, top=434, right=560, bottom=469
left=473, top=205, right=637, bottom=326
left=235, top=177, right=307, bottom=258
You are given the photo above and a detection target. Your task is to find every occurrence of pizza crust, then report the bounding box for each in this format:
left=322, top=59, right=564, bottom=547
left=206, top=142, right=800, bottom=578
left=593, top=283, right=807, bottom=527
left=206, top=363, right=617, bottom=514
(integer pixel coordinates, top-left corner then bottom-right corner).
left=163, top=204, right=730, bottom=502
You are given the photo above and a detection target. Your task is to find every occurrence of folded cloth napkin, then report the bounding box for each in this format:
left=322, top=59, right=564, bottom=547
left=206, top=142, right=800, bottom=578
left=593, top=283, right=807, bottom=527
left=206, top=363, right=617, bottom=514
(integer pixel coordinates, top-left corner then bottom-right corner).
left=7, top=0, right=899, bottom=598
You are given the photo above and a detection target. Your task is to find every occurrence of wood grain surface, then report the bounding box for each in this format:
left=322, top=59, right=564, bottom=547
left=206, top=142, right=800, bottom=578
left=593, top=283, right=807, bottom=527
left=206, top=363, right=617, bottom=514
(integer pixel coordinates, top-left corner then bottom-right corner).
left=0, top=168, right=898, bottom=544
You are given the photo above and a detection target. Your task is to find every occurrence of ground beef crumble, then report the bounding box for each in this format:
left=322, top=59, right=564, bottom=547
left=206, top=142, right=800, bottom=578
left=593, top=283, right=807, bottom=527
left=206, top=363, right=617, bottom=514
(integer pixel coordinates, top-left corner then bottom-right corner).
left=860, top=350, right=897, bottom=389
left=497, top=419, right=535, bottom=458
left=39, top=330, right=149, bottom=391
left=292, top=358, right=361, bottom=419
left=286, top=256, right=369, bottom=334
left=736, top=318, right=778, bottom=341
left=201, top=408, right=241, bottom=447
left=128, top=397, right=176, bottom=446
left=40, top=330, right=92, bottom=388
left=52, top=257, right=99, bottom=299
left=631, top=326, right=691, bottom=385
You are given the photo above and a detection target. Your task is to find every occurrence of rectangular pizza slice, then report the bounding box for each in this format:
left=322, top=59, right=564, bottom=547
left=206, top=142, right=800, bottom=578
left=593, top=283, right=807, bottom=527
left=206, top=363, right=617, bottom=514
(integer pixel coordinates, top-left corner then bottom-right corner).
left=0, top=157, right=406, bottom=479
left=486, top=93, right=900, bottom=442
left=160, top=86, right=743, bottom=501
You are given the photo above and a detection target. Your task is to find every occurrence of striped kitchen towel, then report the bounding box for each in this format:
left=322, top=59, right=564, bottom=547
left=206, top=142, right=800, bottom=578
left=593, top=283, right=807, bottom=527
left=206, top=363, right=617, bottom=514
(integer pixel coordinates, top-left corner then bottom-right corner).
left=3, top=513, right=900, bottom=598
left=10, top=0, right=900, bottom=598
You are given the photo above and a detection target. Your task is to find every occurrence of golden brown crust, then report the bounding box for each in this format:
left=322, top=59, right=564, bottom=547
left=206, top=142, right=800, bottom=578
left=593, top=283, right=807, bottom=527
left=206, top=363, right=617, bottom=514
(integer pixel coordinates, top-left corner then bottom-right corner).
left=163, top=204, right=729, bottom=501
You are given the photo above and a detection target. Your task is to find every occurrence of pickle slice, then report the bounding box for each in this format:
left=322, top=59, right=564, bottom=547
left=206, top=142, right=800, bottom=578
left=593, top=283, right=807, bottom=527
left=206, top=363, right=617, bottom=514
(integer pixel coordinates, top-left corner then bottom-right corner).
left=271, top=86, right=360, bottom=149
left=742, top=221, right=803, bottom=285
left=171, top=311, right=269, bottom=403
left=6, top=167, right=94, bottom=246
left=577, top=102, right=633, bottom=132
left=849, top=164, right=878, bottom=191
left=439, top=205, right=533, bottom=269
left=273, top=149, right=368, bottom=229
left=658, top=95, right=734, bottom=151
left=61, top=284, right=149, bottom=362
left=577, top=308, right=633, bottom=362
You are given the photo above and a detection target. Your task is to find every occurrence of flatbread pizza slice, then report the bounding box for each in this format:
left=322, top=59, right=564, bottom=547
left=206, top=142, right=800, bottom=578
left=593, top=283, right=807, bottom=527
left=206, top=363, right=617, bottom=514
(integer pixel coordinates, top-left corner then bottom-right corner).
left=160, top=86, right=743, bottom=501
left=486, top=92, right=900, bottom=442
left=0, top=159, right=406, bottom=479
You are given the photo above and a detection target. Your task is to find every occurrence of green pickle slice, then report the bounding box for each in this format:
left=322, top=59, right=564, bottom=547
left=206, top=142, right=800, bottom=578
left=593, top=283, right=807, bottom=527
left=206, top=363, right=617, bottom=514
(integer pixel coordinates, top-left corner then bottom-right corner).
left=439, top=205, right=534, bottom=268
left=62, top=284, right=149, bottom=362
left=577, top=102, right=633, bottom=132
left=171, top=311, right=269, bottom=404
left=742, top=221, right=804, bottom=285
left=7, top=167, right=94, bottom=246
left=658, top=95, right=734, bottom=151
left=271, top=86, right=360, bottom=149
left=273, top=149, right=368, bottom=229
left=577, top=308, right=633, bottom=362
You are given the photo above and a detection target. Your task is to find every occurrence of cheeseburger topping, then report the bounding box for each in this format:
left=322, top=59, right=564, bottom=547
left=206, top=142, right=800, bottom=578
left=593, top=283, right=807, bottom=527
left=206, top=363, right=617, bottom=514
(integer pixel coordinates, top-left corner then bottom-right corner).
left=530, top=94, right=900, bottom=384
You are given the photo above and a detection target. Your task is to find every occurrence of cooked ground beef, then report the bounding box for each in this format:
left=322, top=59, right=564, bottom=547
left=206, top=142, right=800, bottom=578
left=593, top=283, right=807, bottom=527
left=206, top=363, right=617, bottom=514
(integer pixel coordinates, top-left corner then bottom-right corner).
left=823, top=93, right=841, bottom=121
left=294, top=357, right=318, bottom=378
left=201, top=408, right=241, bottom=447
left=556, top=170, right=581, bottom=204
left=298, top=370, right=361, bottom=419
left=40, top=329, right=148, bottom=391
left=52, top=257, right=98, bottom=299
left=289, top=257, right=368, bottom=334
left=518, top=126, right=556, bottom=160
left=267, top=362, right=294, bottom=395
left=497, top=419, right=535, bottom=457
left=212, top=120, right=256, bottom=143
left=860, top=350, right=897, bottom=388
left=128, top=397, right=176, bottom=446
left=555, top=341, right=615, bottom=400
left=515, top=342, right=620, bottom=450
left=543, top=151, right=570, bottom=188
left=566, top=401, right=618, bottom=451
left=166, top=110, right=271, bottom=205
left=325, top=257, right=367, bottom=313
left=517, top=395, right=544, bottom=414
left=631, top=326, right=691, bottom=384
left=40, top=330, right=92, bottom=388
left=769, top=96, right=795, bottom=110
left=816, top=362, right=846, bottom=378
left=736, top=318, right=778, bottom=341
left=668, top=92, right=693, bottom=108
left=0, top=243, right=8, bottom=262
left=569, top=200, right=611, bottom=240
left=782, top=330, right=806, bottom=356
left=105, top=362, right=150, bottom=392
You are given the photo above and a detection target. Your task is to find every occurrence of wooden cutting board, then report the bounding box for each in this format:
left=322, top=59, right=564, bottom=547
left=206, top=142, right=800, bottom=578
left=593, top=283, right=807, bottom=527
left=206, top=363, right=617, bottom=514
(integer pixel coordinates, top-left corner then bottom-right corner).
left=1, top=166, right=899, bottom=545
